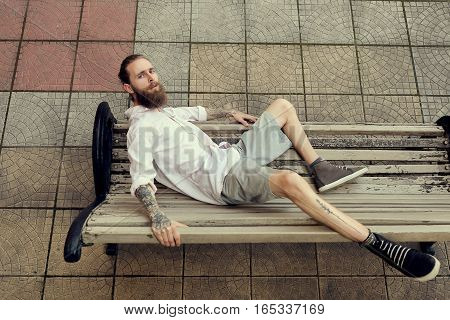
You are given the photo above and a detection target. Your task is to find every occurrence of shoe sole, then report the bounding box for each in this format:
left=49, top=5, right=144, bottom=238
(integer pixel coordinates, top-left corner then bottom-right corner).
left=416, top=256, right=441, bottom=282
left=318, top=167, right=369, bottom=193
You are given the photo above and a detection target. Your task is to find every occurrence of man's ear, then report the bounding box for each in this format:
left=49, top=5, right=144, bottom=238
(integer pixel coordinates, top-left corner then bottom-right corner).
left=123, top=83, right=134, bottom=95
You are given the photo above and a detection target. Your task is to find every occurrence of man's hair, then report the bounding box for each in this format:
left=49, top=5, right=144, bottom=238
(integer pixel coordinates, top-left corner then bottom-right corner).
left=118, top=54, right=146, bottom=84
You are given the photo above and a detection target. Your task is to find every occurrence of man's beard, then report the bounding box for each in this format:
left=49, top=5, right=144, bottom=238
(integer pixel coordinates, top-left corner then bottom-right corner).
left=131, top=83, right=168, bottom=109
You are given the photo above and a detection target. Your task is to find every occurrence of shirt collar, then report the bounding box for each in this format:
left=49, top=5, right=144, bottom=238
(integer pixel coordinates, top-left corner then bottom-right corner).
left=124, top=105, right=161, bottom=120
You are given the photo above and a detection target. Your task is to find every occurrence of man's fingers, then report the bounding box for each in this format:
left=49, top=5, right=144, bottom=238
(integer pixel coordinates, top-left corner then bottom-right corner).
left=173, top=227, right=181, bottom=247
left=152, top=229, right=164, bottom=246
left=165, top=228, right=176, bottom=247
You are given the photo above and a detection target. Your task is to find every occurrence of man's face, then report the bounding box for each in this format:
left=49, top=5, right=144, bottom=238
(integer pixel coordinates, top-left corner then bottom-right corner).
left=125, top=58, right=168, bottom=109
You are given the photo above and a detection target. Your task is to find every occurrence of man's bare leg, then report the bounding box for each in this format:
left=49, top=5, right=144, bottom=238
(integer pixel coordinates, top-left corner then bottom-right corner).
left=263, top=99, right=319, bottom=165
left=267, top=169, right=440, bottom=282
left=268, top=169, right=369, bottom=241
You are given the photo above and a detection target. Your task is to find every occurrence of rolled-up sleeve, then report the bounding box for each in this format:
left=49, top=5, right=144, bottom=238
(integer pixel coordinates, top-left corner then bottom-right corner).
left=166, top=106, right=207, bottom=122
left=127, top=125, right=159, bottom=198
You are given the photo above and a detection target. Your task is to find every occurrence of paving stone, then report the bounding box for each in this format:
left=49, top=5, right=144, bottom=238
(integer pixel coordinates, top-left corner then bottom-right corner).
left=136, top=0, right=191, bottom=42
left=66, top=92, right=129, bottom=146
left=359, top=46, right=417, bottom=95
left=252, top=277, right=319, bottom=299
left=422, top=96, right=450, bottom=123
left=80, top=0, right=136, bottom=41
left=191, top=0, right=245, bottom=43
left=0, top=41, right=19, bottom=90
left=298, top=0, right=354, bottom=44
left=114, top=277, right=182, bottom=299
left=185, top=244, right=250, bottom=276
left=405, top=1, right=450, bottom=45
left=0, top=0, right=27, bottom=40
left=0, top=209, right=52, bottom=275
left=384, top=242, right=449, bottom=277
left=303, top=45, right=360, bottom=94
left=246, top=0, right=300, bottom=43
left=14, top=42, right=76, bottom=91
left=0, top=92, right=10, bottom=139
left=317, top=243, right=384, bottom=276
left=306, top=95, right=364, bottom=123
left=320, top=277, right=387, bottom=299
left=252, top=243, right=317, bottom=276
left=0, top=277, right=44, bottom=299
left=189, top=93, right=247, bottom=122
left=413, top=47, right=450, bottom=96
left=0, top=148, right=61, bottom=207
left=116, top=244, right=183, bottom=276
left=47, top=210, right=114, bottom=275
left=43, top=277, right=113, bottom=299
left=3, top=92, right=69, bottom=146
left=73, top=42, right=133, bottom=91
left=166, top=93, right=189, bottom=108
left=23, top=0, right=82, bottom=40
left=183, top=277, right=250, bottom=299
left=353, top=1, right=408, bottom=45
left=247, top=94, right=306, bottom=121
left=387, top=276, right=449, bottom=299
left=247, top=45, right=303, bottom=94
left=55, top=148, right=94, bottom=208
left=363, top=95, right=423, bottom=123
left=134, top=43, right=189, bottom=92
left=190, top=44, right=246, bottom=93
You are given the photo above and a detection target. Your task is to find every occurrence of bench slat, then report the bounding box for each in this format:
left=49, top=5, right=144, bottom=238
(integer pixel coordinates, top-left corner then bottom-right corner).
left=112, top=134, right=448, bottom=149
left=114, top=122, right=445, bottom=137
left=110, top=163, right=450, bottom=175
left=110, top=183, right=450, bottom=194
left=82, top=225, right=450, bottom=244
left=110, top=175, right=449, bottom=187
left=112, top=148, right=448, bottom=162
left=88, top=211, right=450, bottom=228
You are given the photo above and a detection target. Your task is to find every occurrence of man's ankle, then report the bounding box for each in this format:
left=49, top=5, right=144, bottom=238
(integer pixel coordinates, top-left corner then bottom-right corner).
left=308, top=156, right=324, bottom=170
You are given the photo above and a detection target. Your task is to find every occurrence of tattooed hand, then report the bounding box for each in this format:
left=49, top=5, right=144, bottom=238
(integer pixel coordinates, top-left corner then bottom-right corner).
left=135, top=183, right=188, bottom=247
left=150, top=212, right=188, bottom=247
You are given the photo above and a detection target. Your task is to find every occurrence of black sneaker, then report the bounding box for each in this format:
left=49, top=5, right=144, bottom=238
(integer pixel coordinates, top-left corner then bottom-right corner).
left=309, top=159, right=368, bottom=193
left=360, top=232, right=440, bottom=282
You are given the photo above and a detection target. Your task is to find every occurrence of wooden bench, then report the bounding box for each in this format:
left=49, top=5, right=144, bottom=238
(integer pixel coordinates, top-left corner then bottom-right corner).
left=64, top=102, right=450, bottom=262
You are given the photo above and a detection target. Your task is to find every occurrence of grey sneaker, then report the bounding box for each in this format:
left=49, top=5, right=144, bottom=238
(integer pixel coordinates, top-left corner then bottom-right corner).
left=361, top=232, right=440, bottom=282
left=309, top=159, right=368, bottom=193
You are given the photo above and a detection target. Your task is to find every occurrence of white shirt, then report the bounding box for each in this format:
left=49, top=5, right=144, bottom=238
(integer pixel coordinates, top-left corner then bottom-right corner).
left=124, top=105, right=241, bottom=205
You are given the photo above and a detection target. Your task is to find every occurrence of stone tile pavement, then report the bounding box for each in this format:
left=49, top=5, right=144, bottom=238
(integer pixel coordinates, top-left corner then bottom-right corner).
left=0, top=0, right=448, bottom=300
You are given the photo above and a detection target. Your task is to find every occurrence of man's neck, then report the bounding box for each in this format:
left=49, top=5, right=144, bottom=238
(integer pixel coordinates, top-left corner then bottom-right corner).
left=132, top=101, right=163, bottom=112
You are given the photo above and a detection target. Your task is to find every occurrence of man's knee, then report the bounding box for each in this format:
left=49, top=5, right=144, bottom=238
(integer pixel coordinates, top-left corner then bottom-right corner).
left=271, top=98, right=295, bottom=113
left=270, top=170, right=308, bottom=198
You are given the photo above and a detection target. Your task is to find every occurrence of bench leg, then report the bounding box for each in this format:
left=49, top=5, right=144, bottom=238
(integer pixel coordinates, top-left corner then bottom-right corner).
left=419, top=242, right=436, bottom=256
left=106, top=243, right=118, bottom=256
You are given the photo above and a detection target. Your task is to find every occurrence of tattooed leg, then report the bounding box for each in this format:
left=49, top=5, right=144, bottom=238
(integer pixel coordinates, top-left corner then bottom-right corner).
left=269, top=170, right=370, bottom=242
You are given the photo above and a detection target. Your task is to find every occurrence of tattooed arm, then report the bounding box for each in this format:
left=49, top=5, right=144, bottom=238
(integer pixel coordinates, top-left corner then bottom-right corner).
left=204, top=107, right=259, bottom=126
left=204, top=107, right=237, bottom=121
left=135, top=183, right=182, bottom=247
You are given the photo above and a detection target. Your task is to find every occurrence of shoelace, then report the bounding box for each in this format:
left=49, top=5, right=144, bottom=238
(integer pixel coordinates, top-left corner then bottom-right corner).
left=334, top=164, right=351, bottom=171
left=378, top=239, right=411, bottom=269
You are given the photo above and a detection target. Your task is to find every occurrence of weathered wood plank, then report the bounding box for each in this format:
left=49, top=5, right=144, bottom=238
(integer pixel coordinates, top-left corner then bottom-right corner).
left=112, top=148, right=448, bottom=162
left=110, top=175, right=449, bottom=187
left=112, top=134, right=447, bottom=149
left=109, top=182, right=449, bottom=194
left=110, top=163, right=450, bottom=175
left=82, top=225, right=450, bottom=244
left=114, top=122, right=445, bottom=136
left=87, top=210, right=450, bottom=228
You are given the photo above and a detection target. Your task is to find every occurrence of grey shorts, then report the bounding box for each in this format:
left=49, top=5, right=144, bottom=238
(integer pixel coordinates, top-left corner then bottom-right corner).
left=220, top=111, right=293, bottom=205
